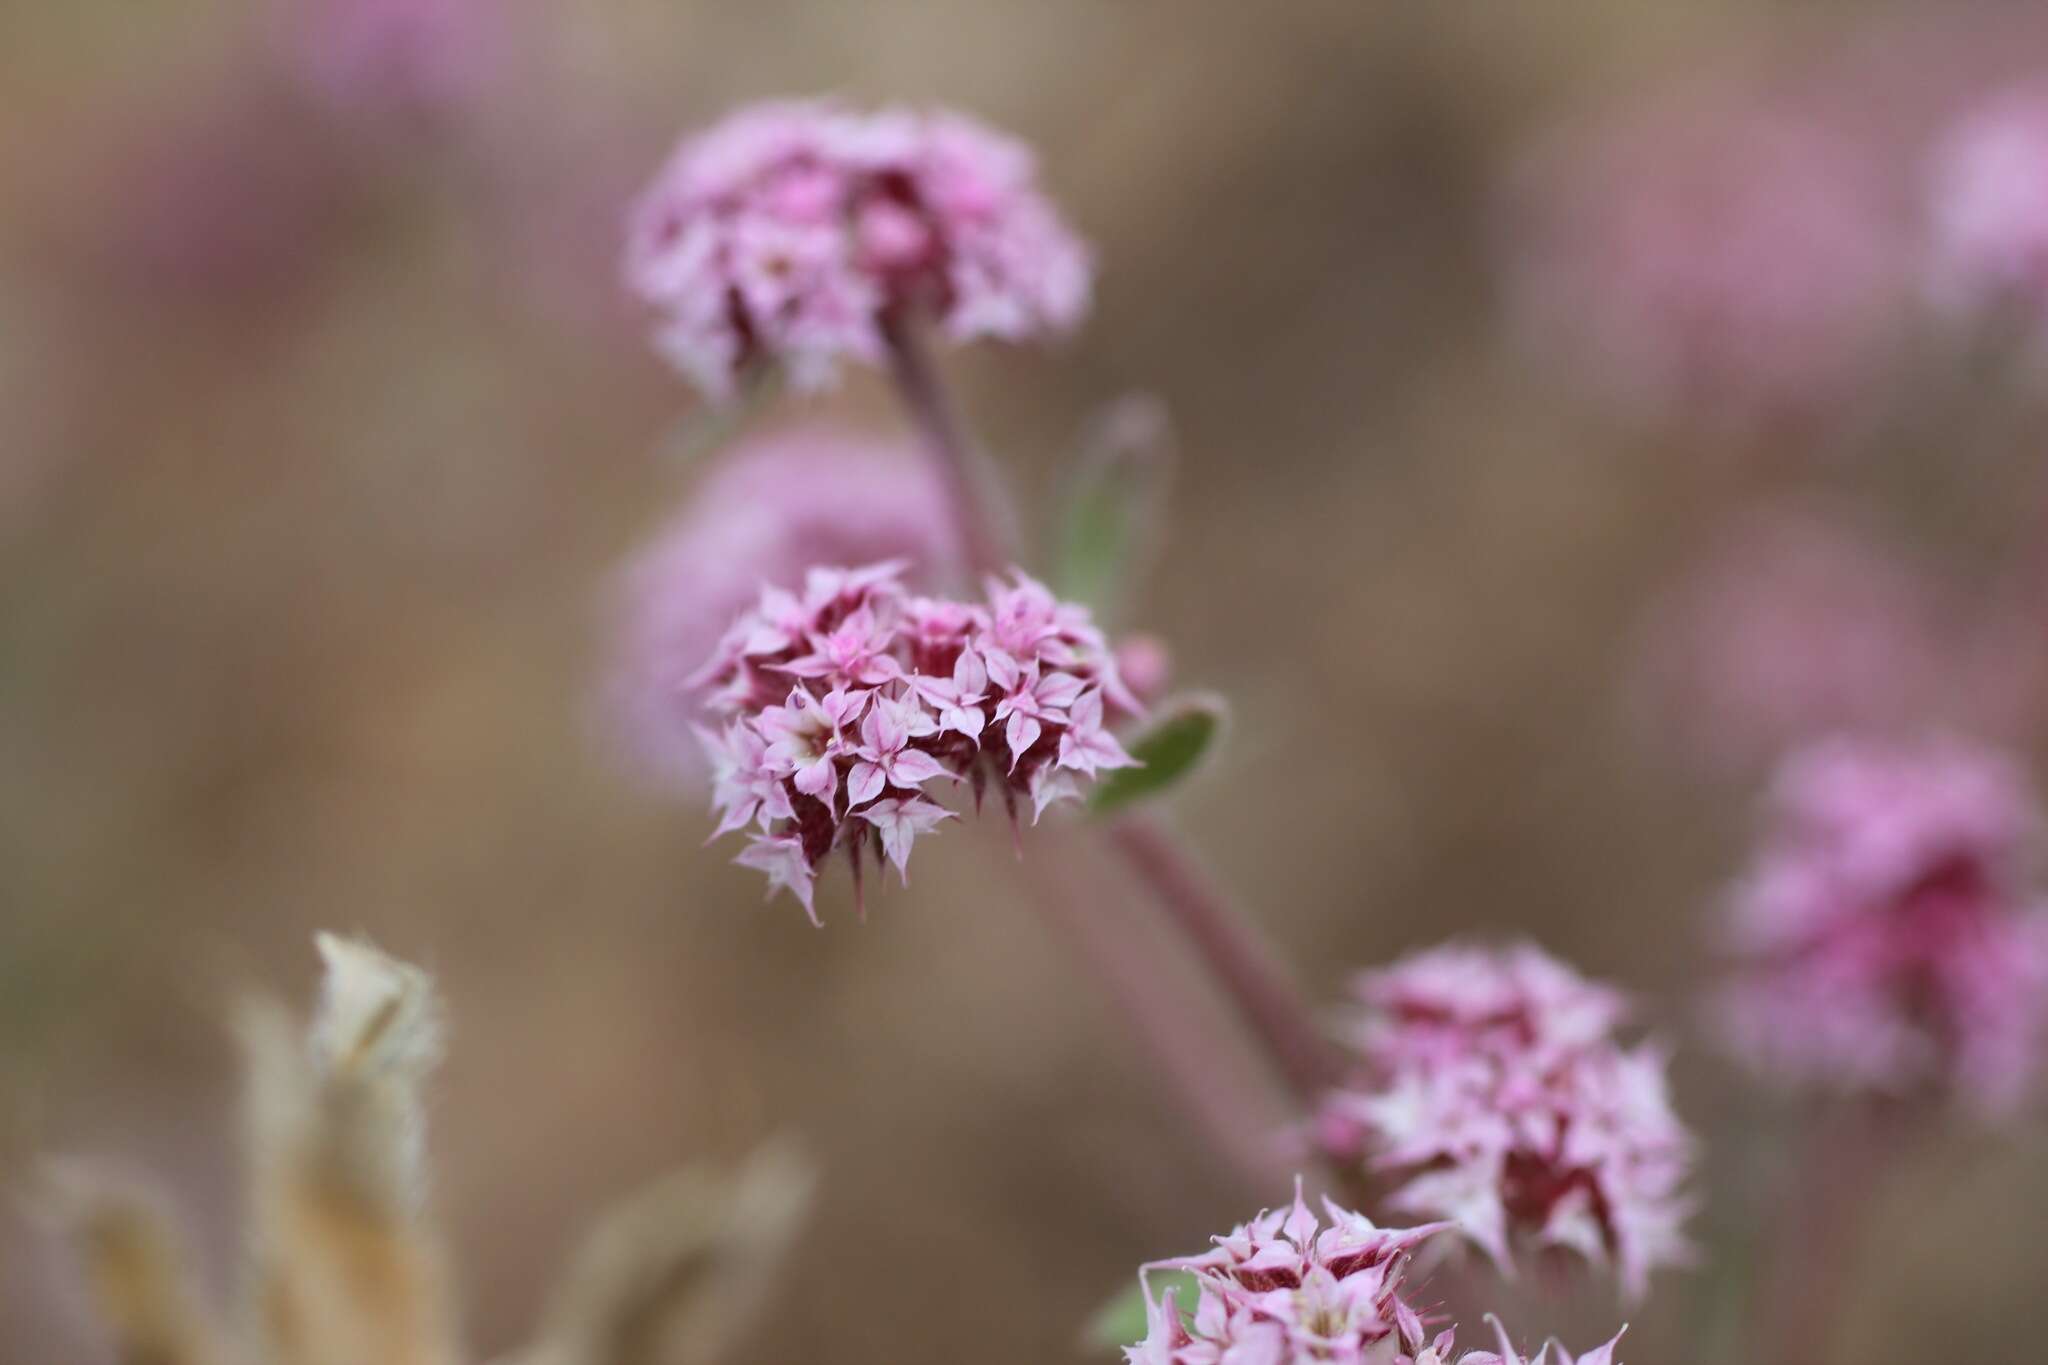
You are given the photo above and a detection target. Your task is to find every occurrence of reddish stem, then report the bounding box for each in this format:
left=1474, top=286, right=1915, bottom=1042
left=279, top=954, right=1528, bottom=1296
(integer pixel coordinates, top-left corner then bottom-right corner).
left=1021, top=839, right=1290, bottom=1189
left=1106, top=813, right=1342, bottom=1105
left=877, top=325, right=1339, bottom=1113
left=1757, top=1103, right=1914, bottom=1364
left=879, top=316, right=1012, bottom=579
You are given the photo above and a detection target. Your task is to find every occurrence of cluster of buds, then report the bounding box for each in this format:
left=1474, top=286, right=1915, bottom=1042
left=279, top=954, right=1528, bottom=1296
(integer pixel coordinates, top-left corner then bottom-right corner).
left=1124, top=1182, right=1447, bottom=1365
left=625, top=99, right=1091, bottom=398
left=1316, top=943, right=1694, bottom=1301
left=691, top=561, right=1139, bottom=920
left=1717, top=736, right=2048, bottom=1114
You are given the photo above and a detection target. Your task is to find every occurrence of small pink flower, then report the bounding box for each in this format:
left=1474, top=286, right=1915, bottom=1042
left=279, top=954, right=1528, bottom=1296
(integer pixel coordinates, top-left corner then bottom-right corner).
left=684, top=563, right=1141, bottom=919
left=1058, top=689, right=1139, bottom=779
left=847, top=693, right=950, bottom=806
left=988, top=658, right=1086, bottom=769
left=1124, top=1180, right=1447, bottom=1365
left=1716, top=735, right=2048, bottom=1115
left=906, top=647, right=989, bottom=743
left=758, top=686, right=867, bottom=804
left=700, top=721, right=793, bottom=839
left=625, top=100, right=1091, bottom=398
left=784, top=604, right=904, bottom=685
left=857, top=796, right=955, bottom=879
left=1317, top=943, right=1694, bottom=1301
left=734, top=833, right=818, bottom=922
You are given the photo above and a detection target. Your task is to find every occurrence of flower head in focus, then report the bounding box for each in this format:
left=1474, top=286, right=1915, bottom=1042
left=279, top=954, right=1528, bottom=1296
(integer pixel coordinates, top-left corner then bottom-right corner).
left=624, top=100, right=1091, bottom=397
left=605, top=426, right=961, bottom=790
left=1928, top=87, right=2048, bottom=327
left=688, top=562, right=1139, bottom=921
left=1124, top=1180, right=1447, bottom=1365
left=1316, top=943, right=1694, bottom=1301
left=1717, top=735, right=2048, bottom=1115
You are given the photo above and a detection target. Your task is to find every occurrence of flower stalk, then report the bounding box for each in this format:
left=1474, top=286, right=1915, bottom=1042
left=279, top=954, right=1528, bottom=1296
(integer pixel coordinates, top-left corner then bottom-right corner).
left=1106, top=812, right=1342, bottom=1103
left=879, top=315, right=1012, bottom=581
left=876, top=330, right=1339, bottom=1107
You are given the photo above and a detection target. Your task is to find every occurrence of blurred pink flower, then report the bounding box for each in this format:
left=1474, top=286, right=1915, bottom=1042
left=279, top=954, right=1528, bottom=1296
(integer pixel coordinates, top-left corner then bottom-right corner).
left=604, top=427, right=962, bottom=791
left=1113, top=634, right=1174, bottom=709
left=624, top=100, right=1091, bottom=398
left=277, top=0, right=505, bottom=122
left=1124, top=1180, right=1446, bottom=1365
left=56, top=83, right=348, bottom=307
left=1504, top=87, right=1909, bottom=439
left=1717, top=735, right=2048, bottom=1115
left=686, top=563, right=1137, bottom=921
left=1317, top=943, right=1694, bottom=1301
left=1417, top=1317, right=1626, bottom=1365
left=1626, top=509, right=2048, bottom=777
left=1928, top=87, right=2048, bottom=322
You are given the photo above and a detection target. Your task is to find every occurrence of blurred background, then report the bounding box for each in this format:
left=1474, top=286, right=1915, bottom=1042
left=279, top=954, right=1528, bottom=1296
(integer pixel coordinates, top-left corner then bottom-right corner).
left=4, top=1, right=2047, bottom=1361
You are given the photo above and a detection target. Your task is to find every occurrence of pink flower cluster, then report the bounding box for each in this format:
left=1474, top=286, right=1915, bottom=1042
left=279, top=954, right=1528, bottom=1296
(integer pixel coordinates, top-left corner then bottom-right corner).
left=1627, top=508, right=2046, bottom=779
left=691, top=562, right=1138, bottom=921
left=1718, top=736, right=2048, bottom=1115
left=278, top=0, right=504, bottom=122
left=1503, top=87, right=1907, bottom=438
left=1125, top=1182, right=1447, bottom=1365
left=1317, top=944, right=1694, bottom=1301
left=624, top=100, right=1091, bottom=398
left=1928, top=88, right=2048, bottom=323
left=1123, top=1184, right=1627, bottom=1365
left=605, top=427, right=960, bottom=790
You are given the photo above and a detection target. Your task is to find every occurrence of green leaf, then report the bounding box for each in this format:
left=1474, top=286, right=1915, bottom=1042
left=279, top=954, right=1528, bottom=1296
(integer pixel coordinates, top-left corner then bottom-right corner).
left=1081, top=1270, right=1197, bottom=1354
left=1089, top=694, right=1227, bottom=814
left=1050, top=396, right=1174, bottom=627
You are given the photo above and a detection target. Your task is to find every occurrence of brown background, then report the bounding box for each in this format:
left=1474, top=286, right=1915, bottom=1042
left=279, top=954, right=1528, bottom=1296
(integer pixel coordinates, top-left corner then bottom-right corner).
left=3, top=2, right=2044, bottom=1361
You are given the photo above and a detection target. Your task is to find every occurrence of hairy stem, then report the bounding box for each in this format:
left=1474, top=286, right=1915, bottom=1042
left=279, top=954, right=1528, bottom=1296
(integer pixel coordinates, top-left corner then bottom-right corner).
left=1022, top=838, right=1291, bottom=1189
left=879, top=316, right=1013, bottom=578
left=877, top=324, right=1338, bottom=1113
left=1756, top=1103, right=1914, bottom=1365
left=1107, top=813, right=1341, bottom=1104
